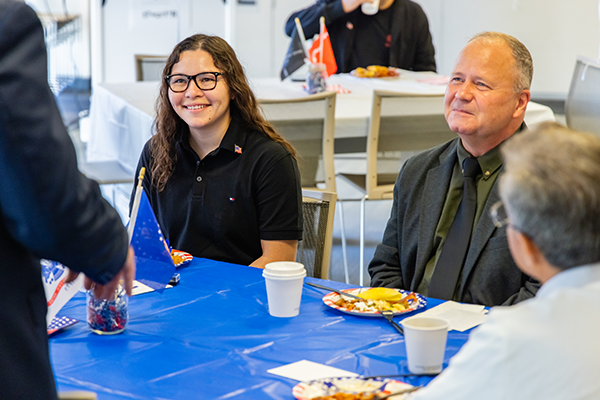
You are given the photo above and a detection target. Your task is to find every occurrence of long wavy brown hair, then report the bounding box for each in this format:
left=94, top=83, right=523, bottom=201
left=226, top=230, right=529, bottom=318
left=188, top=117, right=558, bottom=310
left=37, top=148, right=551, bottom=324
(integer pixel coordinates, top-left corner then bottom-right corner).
left=150, top=34, right=296, bottom=192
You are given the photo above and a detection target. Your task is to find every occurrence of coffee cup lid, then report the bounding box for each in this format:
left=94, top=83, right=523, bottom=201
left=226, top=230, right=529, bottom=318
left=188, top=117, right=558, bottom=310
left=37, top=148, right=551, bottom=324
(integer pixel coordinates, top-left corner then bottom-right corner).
left=264, top=262, right=306, bottom=276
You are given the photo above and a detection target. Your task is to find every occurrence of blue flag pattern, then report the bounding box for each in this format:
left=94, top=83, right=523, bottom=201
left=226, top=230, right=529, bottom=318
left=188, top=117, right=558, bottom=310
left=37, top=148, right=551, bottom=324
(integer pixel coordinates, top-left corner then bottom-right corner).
left=130, top=190, right=176, bottom=293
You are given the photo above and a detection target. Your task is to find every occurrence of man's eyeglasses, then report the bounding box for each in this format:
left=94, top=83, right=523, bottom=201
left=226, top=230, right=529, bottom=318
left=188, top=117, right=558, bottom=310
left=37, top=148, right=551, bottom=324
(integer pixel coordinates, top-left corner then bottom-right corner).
left=490, top=201, right=510, bottom=228
left=165, top=72, right=223, bottom=93
left=490, top=200, right=528, bottom=236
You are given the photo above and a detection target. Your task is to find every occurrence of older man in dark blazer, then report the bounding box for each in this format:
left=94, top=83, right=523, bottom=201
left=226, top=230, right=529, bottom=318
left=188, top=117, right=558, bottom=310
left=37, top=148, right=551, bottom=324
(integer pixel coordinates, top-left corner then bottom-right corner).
left=0, top=1, right=135, bottom=398
left=369, top=32, right=539, bottom=306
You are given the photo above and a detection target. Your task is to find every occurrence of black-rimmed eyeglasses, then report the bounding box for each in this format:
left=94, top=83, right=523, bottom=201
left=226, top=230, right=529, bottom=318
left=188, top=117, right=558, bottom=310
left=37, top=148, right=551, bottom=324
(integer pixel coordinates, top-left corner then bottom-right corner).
left=165, top=72, right=223, bottom=92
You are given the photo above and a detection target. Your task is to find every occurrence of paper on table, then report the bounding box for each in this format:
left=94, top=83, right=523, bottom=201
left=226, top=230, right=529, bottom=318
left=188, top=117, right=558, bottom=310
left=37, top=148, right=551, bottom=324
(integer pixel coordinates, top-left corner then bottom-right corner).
left=416, top=301, right=488, bottom=332
left=131, top=280, right=173, bottom=296
left=42, top=259, right=84, bottom=327
left=267, top=360, right=358, bottom=382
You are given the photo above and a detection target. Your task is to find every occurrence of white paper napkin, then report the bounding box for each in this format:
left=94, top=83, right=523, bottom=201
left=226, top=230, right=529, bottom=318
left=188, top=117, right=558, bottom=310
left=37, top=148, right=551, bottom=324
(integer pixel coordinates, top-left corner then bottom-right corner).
left=131, top=280, right=173, bottom=296
left=415, top=301, right=488, bottom=332
left=267, top=360, right=358, bottom=382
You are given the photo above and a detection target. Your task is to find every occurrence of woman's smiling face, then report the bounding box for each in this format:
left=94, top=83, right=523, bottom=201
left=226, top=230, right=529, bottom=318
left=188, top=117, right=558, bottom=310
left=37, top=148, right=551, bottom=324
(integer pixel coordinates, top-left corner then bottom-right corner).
left=168, top=49, right=231, bottom=139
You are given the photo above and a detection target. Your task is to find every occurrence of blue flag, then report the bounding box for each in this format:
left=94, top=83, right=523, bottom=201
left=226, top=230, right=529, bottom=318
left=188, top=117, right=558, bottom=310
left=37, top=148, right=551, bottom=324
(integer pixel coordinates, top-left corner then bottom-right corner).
left=130, top=190, right=176, bottom=293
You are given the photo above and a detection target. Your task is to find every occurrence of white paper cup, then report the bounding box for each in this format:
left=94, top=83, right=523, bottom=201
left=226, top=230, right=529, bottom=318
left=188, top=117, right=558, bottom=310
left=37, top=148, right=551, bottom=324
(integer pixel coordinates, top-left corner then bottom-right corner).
left=401, top=316, right=449, bottom=374
left=263, top=262, right=306, bottom=318
left=361, top=0, right=380, bottom=15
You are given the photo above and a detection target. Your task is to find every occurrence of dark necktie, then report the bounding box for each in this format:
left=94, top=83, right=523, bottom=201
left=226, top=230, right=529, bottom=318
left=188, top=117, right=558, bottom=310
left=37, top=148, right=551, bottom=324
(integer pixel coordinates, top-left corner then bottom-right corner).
left=428, top=157, right=481, bottom=300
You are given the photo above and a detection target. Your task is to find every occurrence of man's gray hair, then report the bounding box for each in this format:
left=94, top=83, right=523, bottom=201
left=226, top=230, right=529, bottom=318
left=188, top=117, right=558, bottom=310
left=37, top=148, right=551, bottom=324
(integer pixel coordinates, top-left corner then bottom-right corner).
left=500, top=122, right=600, bottom=270
left=470, top=31, right=533, bottom=92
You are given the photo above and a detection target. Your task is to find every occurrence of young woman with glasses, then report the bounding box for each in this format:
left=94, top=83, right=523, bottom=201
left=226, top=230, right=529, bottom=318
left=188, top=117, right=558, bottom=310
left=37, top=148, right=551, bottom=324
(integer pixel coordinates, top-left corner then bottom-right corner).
left=130, top=34, right=303, bottom=268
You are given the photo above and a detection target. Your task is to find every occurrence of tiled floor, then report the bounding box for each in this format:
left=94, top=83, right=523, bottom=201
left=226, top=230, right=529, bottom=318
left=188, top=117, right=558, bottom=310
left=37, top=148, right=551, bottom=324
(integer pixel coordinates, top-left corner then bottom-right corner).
left=56, top=88, right=566, bottom=287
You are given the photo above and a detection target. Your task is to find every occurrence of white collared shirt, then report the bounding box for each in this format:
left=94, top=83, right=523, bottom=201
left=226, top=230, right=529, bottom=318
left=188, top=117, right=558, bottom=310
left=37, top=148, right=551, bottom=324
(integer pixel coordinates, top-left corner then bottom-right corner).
left=411, top=263, right=600, bottom=400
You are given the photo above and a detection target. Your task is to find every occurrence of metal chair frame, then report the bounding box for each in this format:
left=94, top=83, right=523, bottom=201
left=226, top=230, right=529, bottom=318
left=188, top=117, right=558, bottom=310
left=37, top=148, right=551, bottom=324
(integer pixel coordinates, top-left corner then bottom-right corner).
left=298, top=189, right=337, bottom=280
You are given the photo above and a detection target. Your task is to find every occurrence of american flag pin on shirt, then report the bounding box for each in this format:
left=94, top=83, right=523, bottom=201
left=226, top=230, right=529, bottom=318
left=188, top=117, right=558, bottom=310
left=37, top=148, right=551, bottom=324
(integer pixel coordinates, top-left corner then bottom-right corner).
left=234, top=144, right=242, bottom=154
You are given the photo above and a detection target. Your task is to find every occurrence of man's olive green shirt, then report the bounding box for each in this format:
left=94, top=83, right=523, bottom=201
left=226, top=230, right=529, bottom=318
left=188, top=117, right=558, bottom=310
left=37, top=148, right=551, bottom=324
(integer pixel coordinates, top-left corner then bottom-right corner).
left=417, top=140, right=504, bottom=297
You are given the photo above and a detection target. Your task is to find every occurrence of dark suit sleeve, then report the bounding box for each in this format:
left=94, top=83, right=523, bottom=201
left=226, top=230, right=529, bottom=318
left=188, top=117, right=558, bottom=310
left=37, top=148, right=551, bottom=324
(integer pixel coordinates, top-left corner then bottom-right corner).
left=502, top=278, right=540, bottom=305
left=368, top=178, right=406, bottom=289
left=0, top=3, right=127, bottom=284
left=285, top=0, right=346, bottom=39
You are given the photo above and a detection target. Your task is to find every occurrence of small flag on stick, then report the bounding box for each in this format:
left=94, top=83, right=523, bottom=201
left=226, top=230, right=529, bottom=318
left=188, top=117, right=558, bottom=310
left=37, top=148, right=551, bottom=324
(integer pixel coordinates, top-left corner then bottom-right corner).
left=281, top=18, right=309, bottom=80
left=308, top=17, right=337, bottom=77
left=128, top=168, right=175, bottom=293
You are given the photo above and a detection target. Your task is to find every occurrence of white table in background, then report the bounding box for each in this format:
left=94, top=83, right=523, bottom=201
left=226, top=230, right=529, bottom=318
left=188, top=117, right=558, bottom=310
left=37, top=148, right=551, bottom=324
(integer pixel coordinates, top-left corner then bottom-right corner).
left=87, top=71, right=555, bottom=174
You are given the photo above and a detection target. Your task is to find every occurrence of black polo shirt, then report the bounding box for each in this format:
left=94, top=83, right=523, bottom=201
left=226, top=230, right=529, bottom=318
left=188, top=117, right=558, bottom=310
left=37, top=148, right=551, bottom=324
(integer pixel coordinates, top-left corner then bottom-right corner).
left=132, top=114, right=303, bottom=266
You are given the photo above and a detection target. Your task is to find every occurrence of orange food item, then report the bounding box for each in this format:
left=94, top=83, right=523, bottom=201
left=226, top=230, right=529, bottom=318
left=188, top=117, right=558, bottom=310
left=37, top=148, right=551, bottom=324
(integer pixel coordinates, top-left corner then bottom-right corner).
left=351, top=65, right=400, bottom=78
left=312, top=393, right=376, bottom=400
left=334, top=291, right=418, bottom=312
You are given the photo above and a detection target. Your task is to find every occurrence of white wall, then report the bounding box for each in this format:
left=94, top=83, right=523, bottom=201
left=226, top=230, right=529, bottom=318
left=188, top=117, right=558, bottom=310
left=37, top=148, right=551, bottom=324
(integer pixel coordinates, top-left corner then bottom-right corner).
left=225, top=0, right=314, bottom=77
left=100, top=0, right=221, bottom=83
left=416, top=0, right=600, bottom=98
left=271, top=0, right=600, bottom=98
left=33, top=0, right=600, bottom=98
left=98, top=0, right=313, bottom=82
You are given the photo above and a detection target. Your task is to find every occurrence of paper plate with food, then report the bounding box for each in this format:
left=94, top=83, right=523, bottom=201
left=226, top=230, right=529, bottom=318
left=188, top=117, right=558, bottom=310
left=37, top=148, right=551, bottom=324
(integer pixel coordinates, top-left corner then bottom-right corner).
left=293, top=376, right=415, bottom=400
left=350, top=65, right=401, bottom=79
left=322, top=287, right=426, bottom=317
left=170, top=249, right=193, bottom=268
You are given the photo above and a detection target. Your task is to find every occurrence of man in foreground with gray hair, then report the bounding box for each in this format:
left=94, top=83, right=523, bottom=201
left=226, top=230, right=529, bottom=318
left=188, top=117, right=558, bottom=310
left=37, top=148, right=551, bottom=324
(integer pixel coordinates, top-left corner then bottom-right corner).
left=409, top=123, right=600, bottom=399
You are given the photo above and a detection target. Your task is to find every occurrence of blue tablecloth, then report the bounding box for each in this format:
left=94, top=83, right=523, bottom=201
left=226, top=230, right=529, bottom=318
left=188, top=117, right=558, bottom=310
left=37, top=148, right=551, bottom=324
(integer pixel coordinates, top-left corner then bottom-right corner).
left=50, top=258, right=471, bottom=399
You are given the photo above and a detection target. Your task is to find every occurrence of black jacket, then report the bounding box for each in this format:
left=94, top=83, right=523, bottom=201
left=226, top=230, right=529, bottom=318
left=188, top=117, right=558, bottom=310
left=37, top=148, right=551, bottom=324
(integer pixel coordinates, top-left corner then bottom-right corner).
left=369, top=138, right=539, bottom=307
left=0, top=2, right=128, bottom=398
left=286, top=0, right=436, bottom=73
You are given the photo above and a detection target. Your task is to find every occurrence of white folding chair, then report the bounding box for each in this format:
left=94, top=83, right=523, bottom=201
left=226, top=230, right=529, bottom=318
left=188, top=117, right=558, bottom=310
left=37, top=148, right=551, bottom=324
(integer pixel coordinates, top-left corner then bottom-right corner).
left=337, top=89, right=455, bottom=285
left=78, top=160, right=134, bottom=206
left=261, top=92, right=348, bottom=282
left=259, top=91, right=337, bottom=192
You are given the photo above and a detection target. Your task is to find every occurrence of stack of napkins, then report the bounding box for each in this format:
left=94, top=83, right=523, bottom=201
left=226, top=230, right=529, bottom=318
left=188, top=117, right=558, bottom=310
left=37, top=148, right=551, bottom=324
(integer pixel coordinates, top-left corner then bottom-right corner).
left=416, top=301, right=488, bottom=332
